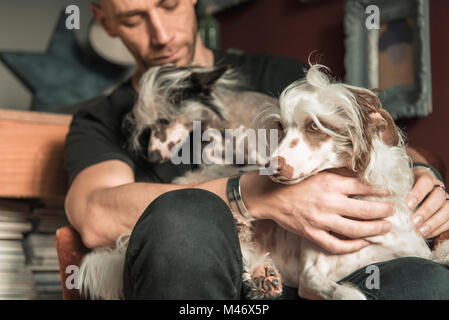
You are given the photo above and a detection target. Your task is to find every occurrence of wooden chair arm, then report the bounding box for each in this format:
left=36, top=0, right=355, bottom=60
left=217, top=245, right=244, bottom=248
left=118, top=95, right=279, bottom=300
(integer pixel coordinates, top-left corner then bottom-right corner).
left=56, top=225, right=90, bottom=300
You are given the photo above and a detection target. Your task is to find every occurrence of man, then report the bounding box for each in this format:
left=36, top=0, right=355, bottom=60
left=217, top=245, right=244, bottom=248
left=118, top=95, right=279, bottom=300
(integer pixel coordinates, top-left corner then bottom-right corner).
left=64, top=0, right=449, bottom=299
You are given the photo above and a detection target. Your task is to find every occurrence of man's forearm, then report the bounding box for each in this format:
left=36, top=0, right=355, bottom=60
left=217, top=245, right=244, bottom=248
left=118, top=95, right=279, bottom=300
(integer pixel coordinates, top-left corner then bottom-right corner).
left=83, top=182, right=184, bottom=248
left=79, top=176, right=237, bottom=248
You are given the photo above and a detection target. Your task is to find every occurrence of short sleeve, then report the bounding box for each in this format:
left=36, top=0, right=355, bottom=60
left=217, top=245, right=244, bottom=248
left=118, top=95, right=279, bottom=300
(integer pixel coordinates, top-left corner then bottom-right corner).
left=64, top=103, right=136, bottom=185
left=64, top=91, right=195, bottom=185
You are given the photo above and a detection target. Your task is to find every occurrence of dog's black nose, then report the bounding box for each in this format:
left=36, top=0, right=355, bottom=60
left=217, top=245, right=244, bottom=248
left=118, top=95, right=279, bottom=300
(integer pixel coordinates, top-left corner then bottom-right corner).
left=265, top=156, right=285, bottom=175
left=276, top=157, right=285, bottom=173
left=148, top=150, right=163, bottom=163
left=269, top=156, right=285, bottom=173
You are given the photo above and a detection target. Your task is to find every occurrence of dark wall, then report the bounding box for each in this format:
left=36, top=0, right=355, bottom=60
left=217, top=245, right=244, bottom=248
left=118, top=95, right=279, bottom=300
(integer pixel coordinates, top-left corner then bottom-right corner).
left=218, top=0, right=449, bottom=183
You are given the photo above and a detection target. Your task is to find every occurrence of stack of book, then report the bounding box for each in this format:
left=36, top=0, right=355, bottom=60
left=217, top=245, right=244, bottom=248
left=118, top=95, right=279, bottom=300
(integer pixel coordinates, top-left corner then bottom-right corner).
left=0, top=200, right=36, bottom=299
left=25, top=208, right=68, bottom=300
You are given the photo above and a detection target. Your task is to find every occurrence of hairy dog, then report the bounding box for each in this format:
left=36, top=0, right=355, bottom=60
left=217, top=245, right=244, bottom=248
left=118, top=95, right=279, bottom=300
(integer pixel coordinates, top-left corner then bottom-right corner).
left=79, top=64, right=449, bottom=300
left=78, top=64, right=280, bottom=299
left=244, top=64, right=449, bottom=299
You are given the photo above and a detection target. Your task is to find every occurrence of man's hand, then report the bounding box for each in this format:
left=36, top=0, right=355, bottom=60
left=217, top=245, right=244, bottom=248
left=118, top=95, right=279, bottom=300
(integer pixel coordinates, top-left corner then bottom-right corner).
left=241, top=170, right=394, bottom=255
left=407, top=168, right=449, bottom=238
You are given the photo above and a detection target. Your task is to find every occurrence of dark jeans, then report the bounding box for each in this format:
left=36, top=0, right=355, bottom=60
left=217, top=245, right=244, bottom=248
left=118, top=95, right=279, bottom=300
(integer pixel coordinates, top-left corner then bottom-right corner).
left=123, top=189, right=449, bottom=300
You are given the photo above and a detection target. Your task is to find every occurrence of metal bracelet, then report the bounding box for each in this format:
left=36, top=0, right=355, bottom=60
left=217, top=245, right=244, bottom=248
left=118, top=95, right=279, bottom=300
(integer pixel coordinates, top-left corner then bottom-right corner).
left=227, top=175, right=255, bottom=221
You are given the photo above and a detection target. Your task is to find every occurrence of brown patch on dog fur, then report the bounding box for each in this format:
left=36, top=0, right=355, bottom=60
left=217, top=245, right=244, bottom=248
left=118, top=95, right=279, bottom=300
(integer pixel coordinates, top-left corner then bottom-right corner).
left=168, top=137, right=184, bottom=153
left=345, top=88, right=400, bottom=174
left=348, top=88, right=399, bottom=146
left=289, top=138, right=299, bottom=148
left=301, top=118, right=331, bottom=150
left=276, top=156, right=294, bottom=179
left=153, top=125, right=167, bottom=142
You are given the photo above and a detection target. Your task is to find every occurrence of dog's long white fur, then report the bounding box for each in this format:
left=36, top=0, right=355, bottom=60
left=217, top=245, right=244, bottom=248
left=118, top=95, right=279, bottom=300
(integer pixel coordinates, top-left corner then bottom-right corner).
left=79, top=233, right=130, bottom=300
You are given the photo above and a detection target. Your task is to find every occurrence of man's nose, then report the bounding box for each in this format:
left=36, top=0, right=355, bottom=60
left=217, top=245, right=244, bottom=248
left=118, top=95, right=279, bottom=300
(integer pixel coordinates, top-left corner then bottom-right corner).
left=149, top=11, right=172, bottom=47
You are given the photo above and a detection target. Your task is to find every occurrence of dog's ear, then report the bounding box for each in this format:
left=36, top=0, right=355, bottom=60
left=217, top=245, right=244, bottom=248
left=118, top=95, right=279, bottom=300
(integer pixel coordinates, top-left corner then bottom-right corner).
left=170, top=65, right=231, bottom=105
left=367, top=108, right=399, bottom=146
left=349, top=88, right=399, bottom=146
left=190, top=64, right=231, bottom=90
left=347, top=87, right=400, bottom=174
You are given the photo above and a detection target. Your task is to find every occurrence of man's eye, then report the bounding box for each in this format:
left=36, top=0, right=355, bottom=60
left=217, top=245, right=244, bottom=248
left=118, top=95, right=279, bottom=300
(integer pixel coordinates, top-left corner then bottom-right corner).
left=123, top=22, right=139, bottom=27
left=161, top=0, right=179, bottom=10
left=121, top=16, right=143, bottom=27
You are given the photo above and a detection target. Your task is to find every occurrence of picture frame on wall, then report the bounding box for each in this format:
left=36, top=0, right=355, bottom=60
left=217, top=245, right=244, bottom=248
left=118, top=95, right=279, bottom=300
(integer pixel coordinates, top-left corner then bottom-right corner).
left=344, top=0, right=432, bottom=119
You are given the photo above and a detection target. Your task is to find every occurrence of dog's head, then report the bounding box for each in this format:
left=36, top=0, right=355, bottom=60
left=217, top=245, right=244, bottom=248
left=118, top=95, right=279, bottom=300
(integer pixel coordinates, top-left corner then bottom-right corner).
left=127, top=64, right=238, bottom=163
left=268, top=64, right=400, bottom=184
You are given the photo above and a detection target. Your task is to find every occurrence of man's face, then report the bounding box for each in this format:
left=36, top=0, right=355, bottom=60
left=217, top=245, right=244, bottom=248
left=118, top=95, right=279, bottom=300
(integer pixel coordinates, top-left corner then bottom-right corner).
left=94, top=0, right=198, bottom=69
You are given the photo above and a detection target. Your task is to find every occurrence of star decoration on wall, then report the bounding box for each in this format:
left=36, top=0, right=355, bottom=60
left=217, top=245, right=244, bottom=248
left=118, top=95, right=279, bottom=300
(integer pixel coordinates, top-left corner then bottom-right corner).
left=0, top=12, right=132, bottom=112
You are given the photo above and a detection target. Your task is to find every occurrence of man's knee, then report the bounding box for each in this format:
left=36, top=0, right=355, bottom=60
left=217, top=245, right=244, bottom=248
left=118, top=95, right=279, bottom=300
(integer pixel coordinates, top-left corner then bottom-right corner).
left=124, top=189, right=243, bottom=299
left=359, top=257, right=449, bottom=300
left=129, top=188, right=238, bottom=248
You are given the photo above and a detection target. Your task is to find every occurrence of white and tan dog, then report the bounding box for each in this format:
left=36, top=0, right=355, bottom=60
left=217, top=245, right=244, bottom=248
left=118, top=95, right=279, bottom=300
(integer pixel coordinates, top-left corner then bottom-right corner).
left=242, top=64, right=449, bottom=300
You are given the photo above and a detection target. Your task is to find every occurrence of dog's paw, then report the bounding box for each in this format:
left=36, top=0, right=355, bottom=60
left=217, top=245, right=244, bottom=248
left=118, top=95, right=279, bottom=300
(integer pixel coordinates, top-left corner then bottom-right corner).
left=243, top=264, right=283, bottom=299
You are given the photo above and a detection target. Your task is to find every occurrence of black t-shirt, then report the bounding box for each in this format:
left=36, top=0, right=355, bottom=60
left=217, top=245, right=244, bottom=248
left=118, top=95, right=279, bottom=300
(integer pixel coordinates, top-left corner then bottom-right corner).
left=64, top=50, right=306, bottom=185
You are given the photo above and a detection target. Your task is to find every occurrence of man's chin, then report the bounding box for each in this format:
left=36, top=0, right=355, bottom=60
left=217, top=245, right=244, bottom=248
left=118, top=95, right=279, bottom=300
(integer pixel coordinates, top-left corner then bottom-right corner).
left=145, top=47, right=195, bottom=68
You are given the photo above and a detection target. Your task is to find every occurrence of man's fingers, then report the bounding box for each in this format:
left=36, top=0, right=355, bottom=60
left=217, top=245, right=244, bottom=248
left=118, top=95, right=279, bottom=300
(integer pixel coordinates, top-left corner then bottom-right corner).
left=406, top=173, right=435, bottom=210
left=426, top=220, right=449, bottom=240
left=339, top=177, right=389, bottom=197
left=415, top=201, right=449, bottom=238
left=336, top=198, right=395, bottom=220
left=323, top=215, right=391, bottom=239
left=311, top=228, right=369, bottom=254
left=410, top=187, right=447, bottom=228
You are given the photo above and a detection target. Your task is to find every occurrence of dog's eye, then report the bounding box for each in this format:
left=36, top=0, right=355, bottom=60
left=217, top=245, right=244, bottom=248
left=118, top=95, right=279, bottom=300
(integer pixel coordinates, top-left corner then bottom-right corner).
left=310, top=122, right=320, bottom=131
left=157, top=119, right=170, bottom=125
left=275, top=121, right=286, bottom=140
left=275, top=120, right=284, bottom=132
left=269, top=120, right=285, bottom=143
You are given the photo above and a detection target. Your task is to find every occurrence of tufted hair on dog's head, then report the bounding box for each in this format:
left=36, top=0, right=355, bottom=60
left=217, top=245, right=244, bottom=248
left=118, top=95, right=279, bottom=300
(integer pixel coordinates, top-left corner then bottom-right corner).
left=124, top=64, right=245, bottom=161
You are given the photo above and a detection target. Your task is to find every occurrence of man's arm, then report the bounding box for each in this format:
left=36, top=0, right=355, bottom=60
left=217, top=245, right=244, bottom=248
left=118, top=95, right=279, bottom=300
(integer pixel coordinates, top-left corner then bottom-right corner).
left=66, top=159, right=393, bottom=252
left=66, top=159, right=239, bottom=249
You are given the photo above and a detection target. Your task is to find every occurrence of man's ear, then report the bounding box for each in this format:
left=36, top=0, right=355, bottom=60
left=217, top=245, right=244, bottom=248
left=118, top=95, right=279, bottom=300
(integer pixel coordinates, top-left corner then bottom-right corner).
left=90, top=2, right=118, bottom=37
